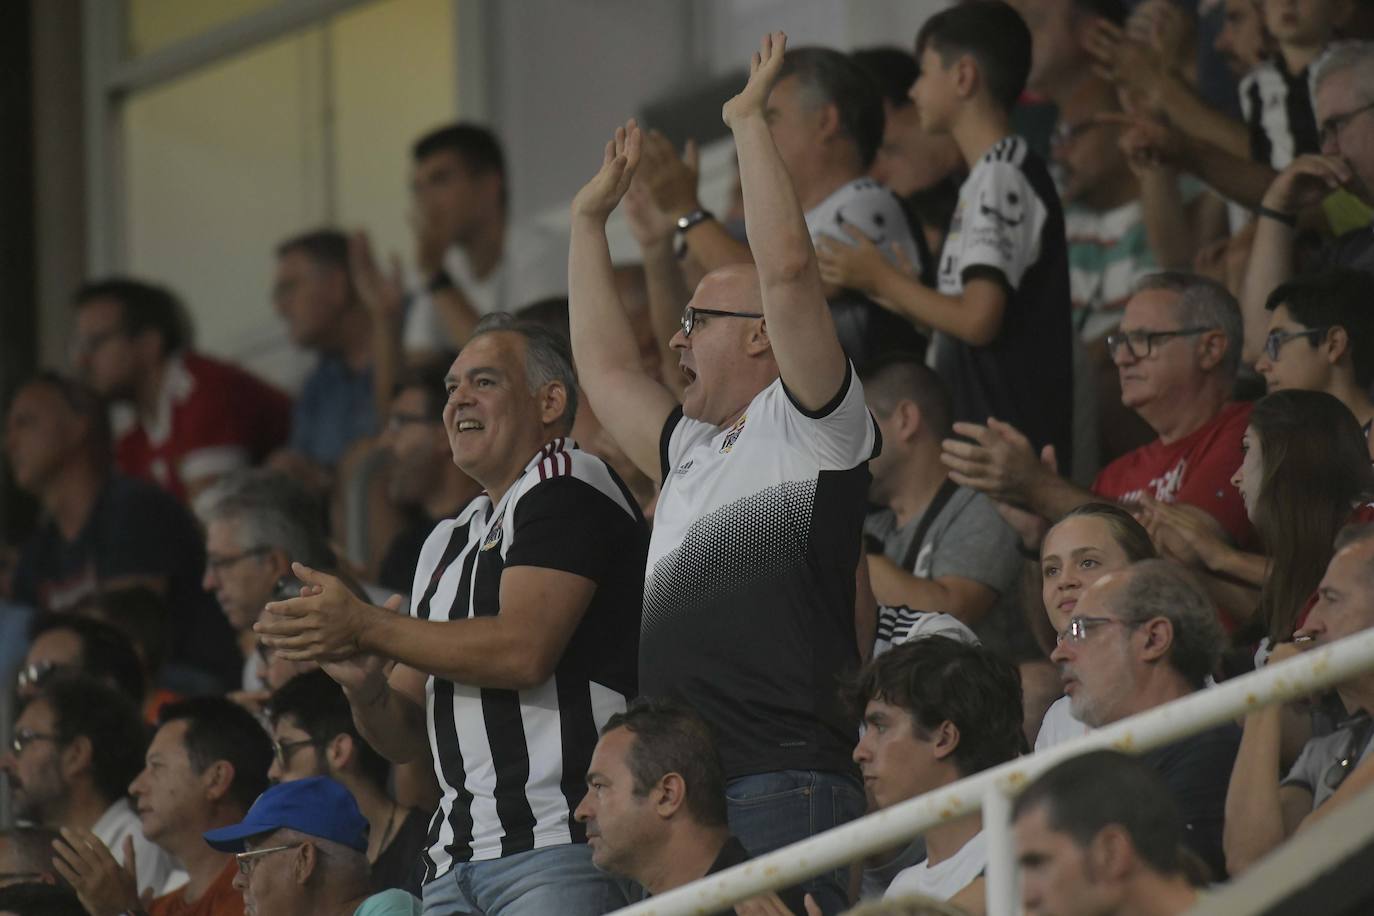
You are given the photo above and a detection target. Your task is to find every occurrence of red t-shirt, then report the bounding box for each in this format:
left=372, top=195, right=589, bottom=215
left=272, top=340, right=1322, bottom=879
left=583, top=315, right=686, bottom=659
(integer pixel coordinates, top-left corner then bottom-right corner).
left=116, top=352, right=292, bottom=501
left=1092, top=401, right=1254, bottom=546
left=1293, top=500, right=1374, bottom=631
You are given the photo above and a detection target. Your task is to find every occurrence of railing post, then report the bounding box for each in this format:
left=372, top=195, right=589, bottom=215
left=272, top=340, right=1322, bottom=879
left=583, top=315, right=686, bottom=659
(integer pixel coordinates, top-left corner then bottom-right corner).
left=982, top=784, right=1016, bottom=915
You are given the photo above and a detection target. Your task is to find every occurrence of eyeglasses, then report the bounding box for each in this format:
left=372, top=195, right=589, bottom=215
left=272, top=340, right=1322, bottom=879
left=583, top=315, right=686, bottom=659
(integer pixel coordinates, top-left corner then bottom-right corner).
left=1055, top=615, right=1137, bottom=646
left=205, top=546, right=272, bottom=576
left=11, top=728, right=62, bottom=754
left=386, top=411, right=435, bottom=432
left=1263, top=326, right=1329, bottom=362
left=271, top=737, right=319, bottom=768
left=1105, top=327, right=1214, bottom=360
left=1319, top=101, right=1374, bottom=149
left=234, top=844, right=303, bottom=876
left=680, top=306, right=764, bottom=339
left=15, top=660, right=73, bottom=693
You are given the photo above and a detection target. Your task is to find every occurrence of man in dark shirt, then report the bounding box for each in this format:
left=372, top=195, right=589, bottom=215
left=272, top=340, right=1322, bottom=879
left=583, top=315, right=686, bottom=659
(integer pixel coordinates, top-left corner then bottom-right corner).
left=575, top=698, right=808, bottom=916
left=6, top=372, right=239, bottom=687
left=1049, top=559, right=1239, bottom=878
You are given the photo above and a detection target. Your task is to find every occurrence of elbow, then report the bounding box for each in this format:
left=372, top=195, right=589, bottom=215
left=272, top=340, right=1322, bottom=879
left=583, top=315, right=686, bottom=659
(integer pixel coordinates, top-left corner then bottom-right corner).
left=963, top=317, right=1001, bottom=348
left=758, top=249, right=815, bottom=287
left=504, top=654, right=559, bottom=692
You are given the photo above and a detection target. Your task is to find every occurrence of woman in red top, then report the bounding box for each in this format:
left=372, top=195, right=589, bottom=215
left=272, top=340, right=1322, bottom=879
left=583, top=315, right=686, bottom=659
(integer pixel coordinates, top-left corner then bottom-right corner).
left=1143, top=390, right=1374, bottom=644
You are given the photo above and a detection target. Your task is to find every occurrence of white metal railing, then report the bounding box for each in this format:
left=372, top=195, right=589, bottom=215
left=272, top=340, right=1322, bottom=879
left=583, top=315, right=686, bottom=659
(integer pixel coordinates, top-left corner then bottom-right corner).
left=611, top=626, right=1374, bottom=915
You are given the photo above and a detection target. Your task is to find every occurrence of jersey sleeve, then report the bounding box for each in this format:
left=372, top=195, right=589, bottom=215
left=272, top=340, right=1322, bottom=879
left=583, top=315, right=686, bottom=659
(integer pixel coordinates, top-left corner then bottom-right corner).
left=778, top=362, right=880, bottom=470
left=504, top=476, right=633, bottom=581
left=957, top=161, right=1047, bottom=290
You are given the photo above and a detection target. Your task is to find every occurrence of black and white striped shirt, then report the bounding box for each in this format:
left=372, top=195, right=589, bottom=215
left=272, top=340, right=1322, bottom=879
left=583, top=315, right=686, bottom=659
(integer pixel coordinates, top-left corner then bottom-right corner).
left=1239, top=56, right=1319, bottom=170
left=412, top=438, right=646, bottom=879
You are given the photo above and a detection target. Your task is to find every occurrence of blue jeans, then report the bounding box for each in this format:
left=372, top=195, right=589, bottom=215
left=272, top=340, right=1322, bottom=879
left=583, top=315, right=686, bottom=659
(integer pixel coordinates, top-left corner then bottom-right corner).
left=725, top=770, right=866, bottom=915
left=420, top=844, right=627, bottom=916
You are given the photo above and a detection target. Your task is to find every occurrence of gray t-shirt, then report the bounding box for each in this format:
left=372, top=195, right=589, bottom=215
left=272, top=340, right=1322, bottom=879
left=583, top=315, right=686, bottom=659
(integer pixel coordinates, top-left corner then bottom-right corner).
left=866, top=485, right=1035, bottom=660
left=1282, top=714, right=1374, bottom=810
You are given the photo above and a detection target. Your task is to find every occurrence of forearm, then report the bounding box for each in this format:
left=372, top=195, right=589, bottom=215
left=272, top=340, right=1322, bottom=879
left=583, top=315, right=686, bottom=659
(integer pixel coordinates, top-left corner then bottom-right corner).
left=1224, top=706, right=1289, bottom=873
left=641, top=239, right=692, bottom=394
left=872, top=268, right=998, bottom=346
left=1138, top=168, right=1194, bottom=269
left=362, top=610, right=548, bottom=690
left=1240, top=216, right=1297, bottom=364
left=1158, top=78, right=1249, bottom=159
left=347, top=675, right=430, bottom=764
left=1184, top=136, right=1277, bottom=210
left=869, top=558, right=987, bottom=626
left=1025, top=470, right=1097, bottom=522
left=682, top=220, right=754, bottom=273
left=372, top=314, right=404, bottom=417
left=570, top=217, right=655, bottom=385
left=432, top=287, right=481, bottom=347
left=1205, top=546, right=1269, bottom=588
left=731, top=115, right=817, bottom=287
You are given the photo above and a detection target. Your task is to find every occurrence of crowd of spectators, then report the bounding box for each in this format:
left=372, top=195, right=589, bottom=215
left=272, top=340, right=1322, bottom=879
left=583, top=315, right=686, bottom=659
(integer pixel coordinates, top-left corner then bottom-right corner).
left=4, top=2, right=1374, bottom=914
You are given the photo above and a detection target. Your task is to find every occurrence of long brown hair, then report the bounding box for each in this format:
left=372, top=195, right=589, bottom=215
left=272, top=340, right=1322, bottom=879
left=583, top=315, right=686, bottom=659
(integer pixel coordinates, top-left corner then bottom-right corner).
left=1251, top=390, right=1374, bottom=642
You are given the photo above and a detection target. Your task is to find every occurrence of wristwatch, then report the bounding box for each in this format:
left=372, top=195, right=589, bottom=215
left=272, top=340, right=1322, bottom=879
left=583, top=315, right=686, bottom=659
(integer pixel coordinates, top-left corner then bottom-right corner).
left=675, top=208, right=714, bottom=259
left=675, top=208, right=714, bottom=235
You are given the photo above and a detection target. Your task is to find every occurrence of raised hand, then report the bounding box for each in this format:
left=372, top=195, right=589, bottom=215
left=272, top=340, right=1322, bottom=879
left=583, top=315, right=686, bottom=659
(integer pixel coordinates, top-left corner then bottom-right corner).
left=1263, top=154, right=1353, bottom=215
left=940, top=417, right=1049, bottom=504
left=52, top=830, right=145, bottom=916
left=1098, top=109, right=1184, bottom=171
left=816, top=224, right=893, bottom=296
left=408, top=206, right=449, bottom=278
left=639, top=130, right=701, bottom=220
left=349, top=230, right=406, bottom=321
left=723, top=31, right=788, bottom=128
left=255, top=562, right=386, bottom=662
left=571, top=118, right=643, bottom=222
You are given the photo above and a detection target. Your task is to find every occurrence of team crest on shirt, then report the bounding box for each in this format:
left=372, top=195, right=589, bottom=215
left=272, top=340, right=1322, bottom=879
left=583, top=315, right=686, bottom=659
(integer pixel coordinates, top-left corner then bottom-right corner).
left=720, top=413, right=748, bottom=453
left=481, top=525, right=504, bottom=551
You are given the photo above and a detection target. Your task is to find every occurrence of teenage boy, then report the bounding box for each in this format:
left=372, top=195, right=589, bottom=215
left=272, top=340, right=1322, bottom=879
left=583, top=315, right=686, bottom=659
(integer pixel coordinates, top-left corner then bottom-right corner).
left=816, top=0, right=1074, bottom=474
left=1254, top=268, right=1374, bottom=448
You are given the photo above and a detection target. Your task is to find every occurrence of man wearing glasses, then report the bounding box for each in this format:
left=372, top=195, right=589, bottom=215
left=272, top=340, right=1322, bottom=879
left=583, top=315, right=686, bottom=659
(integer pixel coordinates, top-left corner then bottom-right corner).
left=1254, top=268, right=1374, bottom=455
left=1, top=676, right=182, bottom=901
left=1241, top=41, right=1374, bottom=366
left=1049, top=559, right=1238, bottom=878
left=50, top=696, right=272, bottom=916
left=567, top=34, right=879, bottom=912
left=1225, top=523, right=1374, bottom=874
left=205, top=777, right=420, bottom=915
left=943, top=272, right=1254, bottom=549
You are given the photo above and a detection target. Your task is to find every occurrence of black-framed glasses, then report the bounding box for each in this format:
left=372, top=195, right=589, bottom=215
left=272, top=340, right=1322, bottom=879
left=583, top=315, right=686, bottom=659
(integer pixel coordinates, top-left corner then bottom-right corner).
left=234, top=843, right=303, bottom=876
left=271, top=737, right=319, bottom=768
left=1263, top=326, right=1330, bottom=362
left=1319, top=101, right=1374, bottom=149
left=680, top=306, right=764, bottom=338
left=1055, top=615, right=1138, bottom=646
left=1105, top=327, right=1214, bottom=360
left=11, top=728, right=62, bottom=754
left=205, top=546, right=272, bottom=576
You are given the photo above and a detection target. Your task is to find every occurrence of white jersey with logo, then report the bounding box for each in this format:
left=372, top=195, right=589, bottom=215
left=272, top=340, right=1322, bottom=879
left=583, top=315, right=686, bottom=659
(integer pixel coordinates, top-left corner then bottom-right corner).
left=807, top=177, right=925, bottom=278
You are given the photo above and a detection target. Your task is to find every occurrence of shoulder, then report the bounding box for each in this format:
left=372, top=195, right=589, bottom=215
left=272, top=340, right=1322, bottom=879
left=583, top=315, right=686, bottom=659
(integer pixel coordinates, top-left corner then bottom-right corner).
left=512, top=442, right=639, bottom=520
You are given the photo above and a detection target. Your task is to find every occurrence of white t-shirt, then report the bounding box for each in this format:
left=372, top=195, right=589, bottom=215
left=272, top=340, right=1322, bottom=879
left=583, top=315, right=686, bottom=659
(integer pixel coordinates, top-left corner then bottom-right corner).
left=402, top=226, right=565, bottom=353
left=1034, top=695, right=1091, bottom=751
left=92, top=798, right=187, bottom=897
left=807, top=177, right=925, bottom=278
left=885, top=830, right=987, bottom=902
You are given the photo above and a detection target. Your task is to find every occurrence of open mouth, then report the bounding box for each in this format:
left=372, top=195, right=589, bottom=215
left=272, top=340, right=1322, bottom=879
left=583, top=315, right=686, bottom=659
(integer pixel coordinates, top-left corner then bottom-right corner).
left=681, top=365, right=698, bottom=385
left=456, top=419, right=484, bottom=432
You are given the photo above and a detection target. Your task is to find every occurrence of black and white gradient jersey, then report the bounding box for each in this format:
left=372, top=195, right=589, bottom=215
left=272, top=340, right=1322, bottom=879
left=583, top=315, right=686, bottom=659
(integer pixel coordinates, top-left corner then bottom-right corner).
left=412, top=438, right=646, bottom=879
left=644, top=365, right=878, bottom=778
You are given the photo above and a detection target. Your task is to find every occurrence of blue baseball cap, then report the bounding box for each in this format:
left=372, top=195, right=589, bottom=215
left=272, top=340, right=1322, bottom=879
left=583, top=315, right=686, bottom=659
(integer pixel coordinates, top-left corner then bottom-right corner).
left=203, top=776, right=369, bottom=853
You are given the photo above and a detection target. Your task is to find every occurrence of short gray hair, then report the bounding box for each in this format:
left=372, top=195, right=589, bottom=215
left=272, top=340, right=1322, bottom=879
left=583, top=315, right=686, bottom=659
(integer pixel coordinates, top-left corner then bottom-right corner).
left=273, top=828, right=371, bottom=895
left=1334, top=522, right=1374, bottom=589
left=1312, top=41, right=1374, bottom=104
left=193, top=470, right=333, bottom=568
left=1109, top=559, right=1223, bottom=689
left=1134, top=271, right=1243, bottom=379
left=467, top=312, right=579, bottom=431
